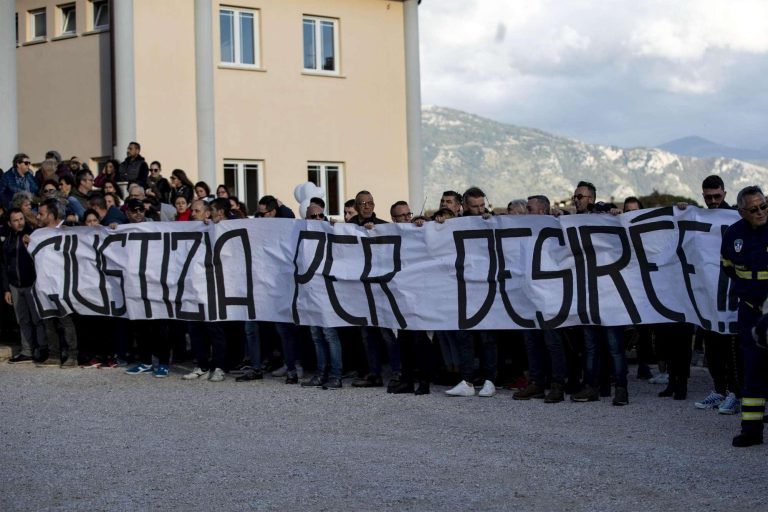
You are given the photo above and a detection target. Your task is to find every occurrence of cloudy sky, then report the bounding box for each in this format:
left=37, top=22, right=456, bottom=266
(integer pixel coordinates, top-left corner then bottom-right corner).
left=419, top=0, right=768, bottom=150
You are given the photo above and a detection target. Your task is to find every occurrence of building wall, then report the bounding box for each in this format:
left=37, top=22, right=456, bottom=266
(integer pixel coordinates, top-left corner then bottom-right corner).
left=211, top=0, right=409, bottom=213
left=16, top=0, right=112, bottom=166
left=132, top=0, right=198, bottom=179
left=15, top=0, right=410, bottom=214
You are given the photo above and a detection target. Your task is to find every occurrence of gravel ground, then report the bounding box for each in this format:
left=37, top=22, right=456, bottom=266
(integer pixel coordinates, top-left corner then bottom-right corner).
left=0, top=363, right=764, bottom=512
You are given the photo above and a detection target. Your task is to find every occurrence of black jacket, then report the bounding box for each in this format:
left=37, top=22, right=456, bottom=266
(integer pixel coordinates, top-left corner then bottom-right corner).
left=1, top=224, right=36, bottom=292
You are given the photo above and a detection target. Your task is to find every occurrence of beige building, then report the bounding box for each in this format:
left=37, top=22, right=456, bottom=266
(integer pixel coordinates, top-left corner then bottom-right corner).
left=3, top=0, right=423, bottom=217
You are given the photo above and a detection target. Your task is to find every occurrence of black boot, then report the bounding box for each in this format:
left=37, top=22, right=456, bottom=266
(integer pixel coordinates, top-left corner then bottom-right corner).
left=673, top=377, right=688, bottom=400
left=658, top=375, right=677, bottom=397
left=414, top=381, right=430, bottom=395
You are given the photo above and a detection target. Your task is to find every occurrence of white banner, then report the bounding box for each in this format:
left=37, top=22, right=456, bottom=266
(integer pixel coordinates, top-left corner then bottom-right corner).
left=29, top=207, right=740, bottom=332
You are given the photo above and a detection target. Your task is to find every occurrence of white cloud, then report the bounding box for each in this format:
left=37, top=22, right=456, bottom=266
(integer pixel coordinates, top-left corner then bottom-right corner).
left=419, top=0, right=768, bottom=148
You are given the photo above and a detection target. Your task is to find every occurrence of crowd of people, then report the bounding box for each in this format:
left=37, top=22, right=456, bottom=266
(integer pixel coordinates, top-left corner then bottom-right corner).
left=2, top=143, right=767, bottom=448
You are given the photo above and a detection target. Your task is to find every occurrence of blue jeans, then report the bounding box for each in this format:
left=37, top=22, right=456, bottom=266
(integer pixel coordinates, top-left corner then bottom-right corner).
left=456, top=330, right=498, bottom=382
left=361, top=327, right=401, bottom=376
left=523, top=329, right=567, bottom=385
left=188, top=321, right=227, bottom=371
left=244, top=321, right=262, bottom=369
left=436, top=330, right=462, bottom=370
left=583, top=326, right=627, bottom=388
left=275, top=322, right=300, bottom=372
left=310, top=326, right=343, bottom=379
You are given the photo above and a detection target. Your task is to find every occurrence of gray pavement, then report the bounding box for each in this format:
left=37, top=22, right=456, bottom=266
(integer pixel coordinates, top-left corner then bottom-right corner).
left=0, top=362, right=764, bottom=511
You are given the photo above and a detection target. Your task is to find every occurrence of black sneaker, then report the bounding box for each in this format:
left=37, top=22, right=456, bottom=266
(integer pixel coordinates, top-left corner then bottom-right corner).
left=388, top=380, right=414, bottom=394
left=732, top=432, right=764, bottom=447
left=235, top=370, right=263, bottom=382
left=285, top=372, right=298, bottom=384
left=612, top=386, right=629, bottom=406
left=571, top=385, right=599, bottom=402
left=322, top=377, right=343, bottom=389
left=414, top=381, right=430, bottom=395
left=386, top=374, right=404, bottom=393
left=513, top=383, right=545, bottom=400
left=301, top=375, right=326, bottom=388
left=544, top=383, right=565, bottom=403
left=352, top=373, right=383, bottom=388
left=8, top=353, right=34, bottom=364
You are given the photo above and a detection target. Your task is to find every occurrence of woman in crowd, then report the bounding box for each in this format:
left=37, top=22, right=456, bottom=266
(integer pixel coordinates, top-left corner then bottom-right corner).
left=169, top=169, right=195, bottom=205
left=94, top=159, right=120, bottom=188
left=216, top=184, right=230, bottom=199
left=40, top=180, right=59, bottom=202
left=229, top=196, right=247, bottom=218
left=174, top=196, right=192, bottom=221
left=102, top=178, right=124, bottom=200
left=11, top=191, right=37, bottom=229
left=83, top=209, right=101, bottom=227
left=195, top=181, right=215, bottom=203
left=105, top=192, right=121, bottom=210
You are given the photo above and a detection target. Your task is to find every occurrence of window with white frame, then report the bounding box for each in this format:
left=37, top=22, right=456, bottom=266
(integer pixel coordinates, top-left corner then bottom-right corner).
left=303, top=16, right=339, bottom=74
left=220, top=7, right=259, bottom=67
left=30, top=9, right=47, bottom=41
left=92, top=0, right=109, bottom=30
left=60, top=4, right=76, bottom=35
left=308, top=163, right=343, bottom=216
left=223, top=161, right=263, bottom=214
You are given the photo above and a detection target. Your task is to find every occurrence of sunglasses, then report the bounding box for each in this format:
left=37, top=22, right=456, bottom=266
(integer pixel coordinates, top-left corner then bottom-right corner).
left=572, top=194, right=592, bottom=201
left=150, top=168, right=160, bottom=173
left=22, top=161, right=31, bottom=165
left=43, top=188, right=56, bottom=193
left=703, top=193, right=723, bottom=201
left=745, top=203, right=768, bottom=215
left=308, top=213, right=324, bottom=219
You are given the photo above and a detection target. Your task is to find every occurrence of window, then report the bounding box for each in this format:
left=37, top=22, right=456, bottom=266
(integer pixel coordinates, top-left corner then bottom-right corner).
left=303, top=16, right=339, bottom=74
left=223, top=161, right=263, bottom=214
left=60, top=4, right=76, bottom=35
left=30, top=9, right=47, bottom=41
left=220, top=7, right=258, bottom=67
left=92, top=0, right=109, bottom=30
left=308, top=163, right=343, bottom=216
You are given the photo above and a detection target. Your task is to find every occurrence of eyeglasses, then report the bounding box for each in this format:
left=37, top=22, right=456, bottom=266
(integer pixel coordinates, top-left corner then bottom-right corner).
left=745, top=203, right=768, bottom=215
left=572, top=194, right=592, bottom=201
left=703, top=193, right=723, bottom=201
left=308, top=213, right=324, bottom=219
left=357, top=201, right=374, bottom=207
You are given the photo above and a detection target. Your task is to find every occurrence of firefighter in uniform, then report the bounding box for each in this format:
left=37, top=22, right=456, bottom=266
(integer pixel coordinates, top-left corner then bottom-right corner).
left=720, top=185, right=768, bottom=447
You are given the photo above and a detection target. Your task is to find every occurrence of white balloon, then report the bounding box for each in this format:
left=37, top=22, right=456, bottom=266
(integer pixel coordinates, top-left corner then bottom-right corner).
left=293, top=182, right=306, bottom=202
left=298, top=198, right=312, bottom=219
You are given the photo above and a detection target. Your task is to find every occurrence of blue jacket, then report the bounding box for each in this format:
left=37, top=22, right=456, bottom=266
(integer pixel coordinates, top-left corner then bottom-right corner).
left=0, top=168, right=40, bottom=209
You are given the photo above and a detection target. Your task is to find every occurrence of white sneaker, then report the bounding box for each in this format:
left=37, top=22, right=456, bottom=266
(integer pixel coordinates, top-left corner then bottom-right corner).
left=445, top=380, right=475, bottom=397
left=649, top=372, right=669, bottom=385
left=271, top=365, right=288, bottom=377
left=478, top=380, right=496, bottom=397
left=182, top=367, right=208, bottom=380
left=209, top=368, right=225, bottom=382
left=296, top=363, right=305, bottom=380
left=717, top=392, right=740, bottom=415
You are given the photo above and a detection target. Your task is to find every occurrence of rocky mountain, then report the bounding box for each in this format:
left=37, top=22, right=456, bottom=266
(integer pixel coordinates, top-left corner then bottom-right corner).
left=422, top=106, right=768, bottom=206
left=657, top=136, right=768, bottom=162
